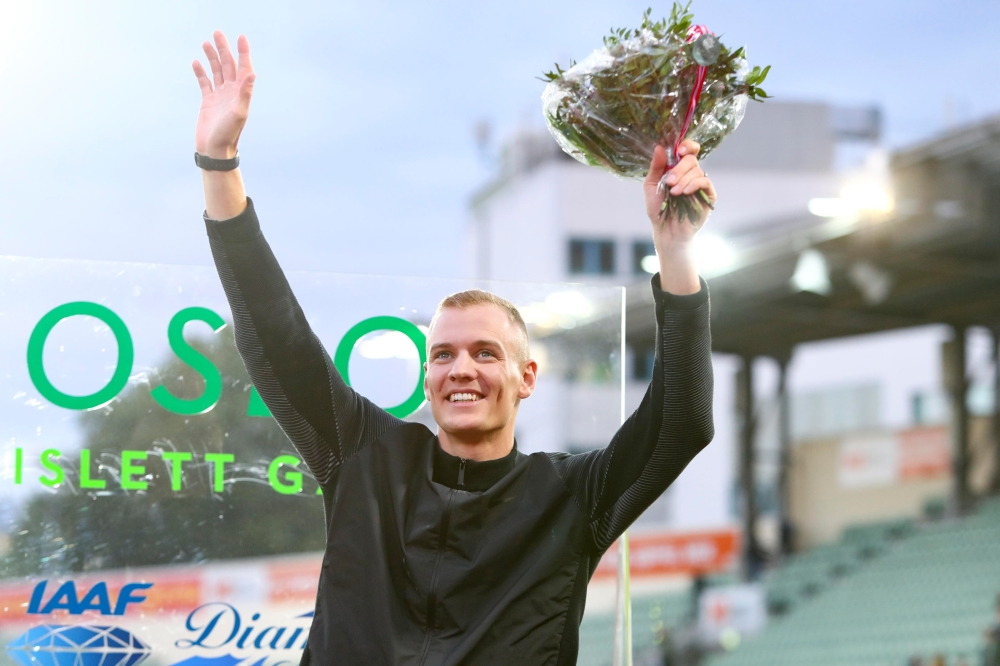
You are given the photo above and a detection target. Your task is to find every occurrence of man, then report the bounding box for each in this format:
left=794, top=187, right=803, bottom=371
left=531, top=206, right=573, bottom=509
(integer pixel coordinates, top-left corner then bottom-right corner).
left=193, top=31, right=715, bottom=666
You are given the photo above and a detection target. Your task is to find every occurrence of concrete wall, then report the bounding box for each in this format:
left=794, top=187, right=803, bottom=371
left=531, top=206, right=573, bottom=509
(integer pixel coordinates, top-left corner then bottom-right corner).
left=789, top=416, right=997, bottom=548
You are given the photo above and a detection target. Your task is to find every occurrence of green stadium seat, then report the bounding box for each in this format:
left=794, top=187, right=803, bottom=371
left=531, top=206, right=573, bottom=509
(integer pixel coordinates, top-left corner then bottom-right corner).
left=702, top=499, right=1000, bottom=666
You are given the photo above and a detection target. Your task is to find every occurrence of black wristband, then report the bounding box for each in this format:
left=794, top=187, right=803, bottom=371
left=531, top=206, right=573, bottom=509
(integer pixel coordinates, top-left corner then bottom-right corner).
left=194, top=152, right=240, bottom=171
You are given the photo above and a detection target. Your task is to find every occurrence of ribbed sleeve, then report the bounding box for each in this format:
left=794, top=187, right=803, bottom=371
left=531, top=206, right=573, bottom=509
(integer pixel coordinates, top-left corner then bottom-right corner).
left=204, top=198, right=404, bottom=486
left=550, top=275, right=715, bottom=553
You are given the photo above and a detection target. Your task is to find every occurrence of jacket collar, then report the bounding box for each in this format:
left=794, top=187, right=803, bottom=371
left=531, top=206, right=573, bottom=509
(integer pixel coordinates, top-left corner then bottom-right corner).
left=432, top=440, right=518, bottom=492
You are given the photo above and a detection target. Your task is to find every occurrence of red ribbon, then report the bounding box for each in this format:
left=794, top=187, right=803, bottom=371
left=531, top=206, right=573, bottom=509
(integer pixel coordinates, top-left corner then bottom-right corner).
left=670, top=25, right=713, bottom=167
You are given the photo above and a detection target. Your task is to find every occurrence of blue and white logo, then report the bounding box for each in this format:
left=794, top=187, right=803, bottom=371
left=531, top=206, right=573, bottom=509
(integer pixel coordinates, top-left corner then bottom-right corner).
left=27, top=580, right=153, bottom=616
left=5, top=624, right=151, bottom=666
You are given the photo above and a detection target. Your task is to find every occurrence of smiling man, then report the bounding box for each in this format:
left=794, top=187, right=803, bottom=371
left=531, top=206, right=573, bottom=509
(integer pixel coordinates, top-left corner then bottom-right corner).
left=194, top=31, right=715, bottom=666
left=426, top=290, right=537, bottom=463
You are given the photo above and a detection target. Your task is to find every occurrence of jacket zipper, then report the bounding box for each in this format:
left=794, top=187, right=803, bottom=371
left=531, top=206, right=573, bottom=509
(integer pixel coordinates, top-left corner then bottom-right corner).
left=457, top=459, right=467, bottom=487
left=417, top=489, right=455, bottom=666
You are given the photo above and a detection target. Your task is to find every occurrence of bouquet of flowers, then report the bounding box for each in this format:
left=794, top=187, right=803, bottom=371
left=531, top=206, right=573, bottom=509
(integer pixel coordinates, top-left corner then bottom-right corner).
left=541, top=3, right=770, bottom=222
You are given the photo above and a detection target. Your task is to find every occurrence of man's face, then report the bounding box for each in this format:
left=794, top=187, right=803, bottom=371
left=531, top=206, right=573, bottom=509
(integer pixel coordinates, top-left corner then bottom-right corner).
left=424, top=305, right=536, bottom=440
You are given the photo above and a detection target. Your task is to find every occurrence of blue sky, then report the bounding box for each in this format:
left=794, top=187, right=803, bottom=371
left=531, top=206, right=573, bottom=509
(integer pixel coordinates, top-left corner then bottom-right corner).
left=0, top=0, right=997, bottom=277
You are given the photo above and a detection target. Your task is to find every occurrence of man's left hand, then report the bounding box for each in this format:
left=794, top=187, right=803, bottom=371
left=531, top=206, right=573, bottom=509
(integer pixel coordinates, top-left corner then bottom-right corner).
left=642, top=140, right=715, bottom=295
left=643, top=140, right=716, bottom=242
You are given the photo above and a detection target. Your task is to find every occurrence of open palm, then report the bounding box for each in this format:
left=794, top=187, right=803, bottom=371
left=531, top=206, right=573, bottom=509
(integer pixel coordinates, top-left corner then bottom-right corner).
left=192, top=32, right=255, bottom=159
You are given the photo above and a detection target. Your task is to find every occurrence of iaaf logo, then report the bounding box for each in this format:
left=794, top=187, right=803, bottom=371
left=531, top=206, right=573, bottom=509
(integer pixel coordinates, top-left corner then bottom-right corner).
left=27, top=579, right=153, bottom=616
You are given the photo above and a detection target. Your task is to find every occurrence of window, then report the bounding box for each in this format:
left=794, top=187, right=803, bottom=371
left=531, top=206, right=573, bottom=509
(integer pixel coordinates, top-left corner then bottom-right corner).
left=568, top=239, right=615, bottom=275
left=632, top=240, right=657, bottom=275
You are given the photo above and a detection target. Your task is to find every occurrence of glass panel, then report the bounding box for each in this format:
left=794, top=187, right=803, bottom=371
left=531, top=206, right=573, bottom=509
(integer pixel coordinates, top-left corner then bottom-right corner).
left=0, top=256, right=623, bottom=665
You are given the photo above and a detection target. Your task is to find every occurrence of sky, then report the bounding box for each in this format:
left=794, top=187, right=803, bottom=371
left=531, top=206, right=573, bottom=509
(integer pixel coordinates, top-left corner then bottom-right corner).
left=0, top=0, right=998, bottom=277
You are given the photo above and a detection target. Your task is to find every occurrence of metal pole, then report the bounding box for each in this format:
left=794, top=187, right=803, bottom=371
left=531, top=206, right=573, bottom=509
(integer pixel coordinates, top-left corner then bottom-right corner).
left=775, top=352, right=793, bottom=560
left=613, top=532, right=632, bottom=666
left=613, top=289, right=631, bottom=666
left=992, top=328, right=1000, bottom=495
left=736, top=356, right=758, bottom=580
left=943, top=328, right=970, bottom=514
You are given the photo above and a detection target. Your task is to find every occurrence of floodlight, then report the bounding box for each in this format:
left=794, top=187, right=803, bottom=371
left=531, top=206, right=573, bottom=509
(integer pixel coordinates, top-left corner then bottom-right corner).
left=790, top=249, right=831, bottom=295
left=808, top=183, right=893, bottom=219
left=841, top=182, right=893, bottom=213
left=848, top=261, right=892, bottom=305
left=808, top=198, right=853, bottom=218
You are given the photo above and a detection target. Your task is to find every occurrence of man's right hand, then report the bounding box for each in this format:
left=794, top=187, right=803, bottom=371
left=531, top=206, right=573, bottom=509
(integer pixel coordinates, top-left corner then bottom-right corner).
left=193, top=32, right=255, bottom=159
left=193, top=32, right=254, bottom=221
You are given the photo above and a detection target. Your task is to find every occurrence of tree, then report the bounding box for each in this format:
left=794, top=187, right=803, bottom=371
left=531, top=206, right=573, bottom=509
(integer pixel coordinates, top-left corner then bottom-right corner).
left=2, top=327, right=326, bottom=577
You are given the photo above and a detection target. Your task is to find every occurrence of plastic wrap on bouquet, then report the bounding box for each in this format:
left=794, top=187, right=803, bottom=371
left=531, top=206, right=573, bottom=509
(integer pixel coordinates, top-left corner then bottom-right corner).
left=541, top=3, right=770, bottom=222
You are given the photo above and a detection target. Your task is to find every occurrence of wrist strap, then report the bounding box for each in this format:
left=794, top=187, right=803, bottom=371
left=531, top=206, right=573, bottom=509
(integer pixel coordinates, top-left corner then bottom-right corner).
left=195, top=152, right=240, bottom=171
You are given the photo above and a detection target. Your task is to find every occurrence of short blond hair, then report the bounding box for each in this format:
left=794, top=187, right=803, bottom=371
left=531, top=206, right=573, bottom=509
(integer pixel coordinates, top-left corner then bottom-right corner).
left=429, top=289, right=530, bottom=362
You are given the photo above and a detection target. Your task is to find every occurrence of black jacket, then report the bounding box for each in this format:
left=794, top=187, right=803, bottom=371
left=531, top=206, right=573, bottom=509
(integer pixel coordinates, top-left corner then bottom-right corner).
left=206, top=199, right=715, bottom=665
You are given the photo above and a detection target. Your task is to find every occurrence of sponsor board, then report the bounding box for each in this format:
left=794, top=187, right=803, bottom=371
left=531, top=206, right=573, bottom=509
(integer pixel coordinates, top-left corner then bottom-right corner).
left=697, top=583, right=767, bottom=646
left=1, top=554, right=321, bottom=626
left=4, top=575, right=314, bottom=666
left=838, top=426, right=950, bottom=489
left=593, top=528, right=739, bottom=579
left=1, top=556, right=321, bottom=664
left=5, top=611, right=311, bottom=666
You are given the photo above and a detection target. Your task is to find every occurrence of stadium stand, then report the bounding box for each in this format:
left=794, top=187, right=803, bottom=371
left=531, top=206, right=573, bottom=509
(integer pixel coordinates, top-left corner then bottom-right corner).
left=578, top=499, right=1000, bottom=665
left=577, top=589, right=693, bottom=666
left=707, top=498, right=1000, bottom=666
left=764, top=517, right=916, bottom=615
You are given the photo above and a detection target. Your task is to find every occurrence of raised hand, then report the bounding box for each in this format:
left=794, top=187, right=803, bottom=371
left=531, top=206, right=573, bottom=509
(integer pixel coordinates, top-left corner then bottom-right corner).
left=642, top=140, right=715, bottom=295
left=643, top=141, right=716, bottom=242
left=192, top=32, right=255, bottom=159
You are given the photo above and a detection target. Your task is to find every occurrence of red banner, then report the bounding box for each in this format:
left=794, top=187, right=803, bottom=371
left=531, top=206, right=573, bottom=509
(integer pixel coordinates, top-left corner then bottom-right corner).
left=593, top=528, right=740, bottom=579
left=899, top=425, right=950, bottom=480
left=1, top=530, right=740, bottom=626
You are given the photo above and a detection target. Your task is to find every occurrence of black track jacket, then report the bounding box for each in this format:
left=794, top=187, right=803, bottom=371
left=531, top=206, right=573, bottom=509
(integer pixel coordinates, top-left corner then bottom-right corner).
left=206, top=199, right=715, bottom=666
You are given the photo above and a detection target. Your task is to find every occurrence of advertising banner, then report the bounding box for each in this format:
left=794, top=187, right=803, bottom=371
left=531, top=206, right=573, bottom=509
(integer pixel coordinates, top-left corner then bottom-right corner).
left=0, top=256, right=623, bottom=665
left=697, top=583, right=767, bottom=647
left=593, top=528, right=739, bottom=580
left=838, top=433, right=898, bottom=489
left=898, top=425, right=950, bottom=480
left=838, top=426, right=950, bottom=489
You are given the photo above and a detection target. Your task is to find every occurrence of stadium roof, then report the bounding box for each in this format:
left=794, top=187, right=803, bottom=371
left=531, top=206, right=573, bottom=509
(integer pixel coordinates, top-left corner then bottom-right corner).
left=617, top=113, right=1000, bottom=358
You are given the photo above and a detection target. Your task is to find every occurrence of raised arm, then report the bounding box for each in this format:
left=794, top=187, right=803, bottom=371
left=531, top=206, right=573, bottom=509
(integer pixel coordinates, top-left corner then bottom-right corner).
left=192, top=32, right=253, bottom=220
left=192, top=33, right=404, bottom=485
left=644, top=141, right=715, bottom=296
left=551, top=142, right=716, bottom=552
